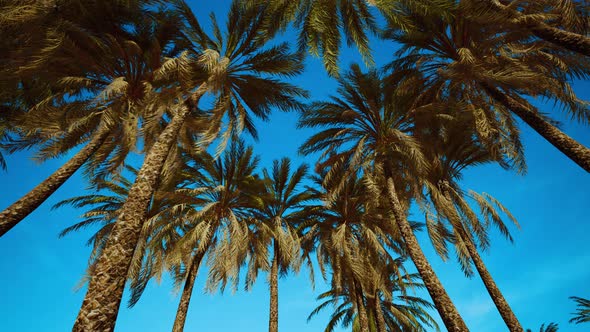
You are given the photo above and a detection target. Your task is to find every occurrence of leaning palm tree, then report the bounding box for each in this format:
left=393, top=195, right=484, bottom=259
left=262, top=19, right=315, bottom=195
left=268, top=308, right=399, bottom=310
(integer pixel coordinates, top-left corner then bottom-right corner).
left=570, top=296, right=590, bottom=324
left=72, top=1, right=307, bottom=330
left=415, top=109, right=523, bottom=331
left=385, top=5, right=590, bottom=172
left=245, top=158, right=314, bottom=332
left=0, top=11, right=184, bottom=237
left=299, top=64, right=469, bottom=331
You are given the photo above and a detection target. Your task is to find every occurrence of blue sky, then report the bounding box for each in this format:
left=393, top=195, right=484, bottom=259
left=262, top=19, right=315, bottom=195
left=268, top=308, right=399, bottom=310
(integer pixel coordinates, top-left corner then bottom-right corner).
left=1, top=1, right=589, bottom=331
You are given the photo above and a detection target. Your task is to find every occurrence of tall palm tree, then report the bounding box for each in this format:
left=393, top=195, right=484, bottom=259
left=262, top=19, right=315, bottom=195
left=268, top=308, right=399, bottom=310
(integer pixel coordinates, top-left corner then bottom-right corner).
left=570, top=296, right=590, bottom=324
left=416, top=110, right=523, bottom=331
left=385, top=5, right=590, bottom=172
left=463, top=0, right=590, bottom=57
left=72, top=1, right=307, bottom=330
left=156, top=141, right=263, bottom=332
left=0, top=10, right=184, bottom=236
left=248, top=158, right=314, bottom=332
left=299, top=64, right=469, bottom=331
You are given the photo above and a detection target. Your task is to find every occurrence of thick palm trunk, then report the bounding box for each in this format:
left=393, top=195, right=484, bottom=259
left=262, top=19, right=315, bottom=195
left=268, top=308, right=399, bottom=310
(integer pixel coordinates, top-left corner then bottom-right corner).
left=73, top=88, right=206, bottom=331
left=440, top=185, right=523, bottom=332
left=482, top=84, right=590, bottom=172
left=353, top=280, right=370, bottom=332
left=374, top=294, right=387, bottom=332
left=486, top=0, right=590, bottom=57
left=269, top=240, right=279, bottom=332
left=172, top=250, right=206, bottom=332
left=530, top=23, right=590, bottom=57
left=0, top=127, right=110, bottom=237
left=385, top=176, right=469, bottom=332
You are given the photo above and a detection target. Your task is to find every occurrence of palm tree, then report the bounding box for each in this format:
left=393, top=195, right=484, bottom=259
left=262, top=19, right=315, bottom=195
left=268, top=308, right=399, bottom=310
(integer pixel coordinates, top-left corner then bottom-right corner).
left=72, top=1, right=307, bottom=330
left=308, top=266, right=439, bottom=332
left=416, top=110, right=523, bottom=331
left=157, top=141, right=263, bottom=332
left=299, top=64, right=469, bottom=331
left=463, top=0, right=590, bottom=57
left=570, top=296, right=590, bottom=324
left=0, top=10, right=184, bottom=236
left=248, top=158, right=314, bottom=332
left=385, top=5, right=590, bottom=172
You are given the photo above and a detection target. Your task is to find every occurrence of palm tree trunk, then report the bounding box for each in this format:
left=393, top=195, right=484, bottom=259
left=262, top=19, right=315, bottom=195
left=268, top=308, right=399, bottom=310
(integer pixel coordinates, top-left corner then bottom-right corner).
left=440, top=185, right=523, bottom=332
left=269, top=240, right=279, bottom=332
left=530, top=23, right=590, bottom=57
left=73, top=85, right=206, bottom=332
left=460, top=228, right=523, bottom=332
left=482, top=84, right=590, bottom=172
left=353, top=280, right=370, bottom=332
left=486, top=0, right=590, bottom=57
left=0, top=127, right=110, bottom=237
left=374, top=293, right=387, bottom=332
left=384, top=176, right=469, bottom=332
left=172, top=250, right=206, bottom=332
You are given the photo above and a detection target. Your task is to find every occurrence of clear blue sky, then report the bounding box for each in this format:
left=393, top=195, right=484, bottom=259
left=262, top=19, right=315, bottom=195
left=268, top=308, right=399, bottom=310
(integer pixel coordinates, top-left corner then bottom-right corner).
left=1, top=1, right=589, bottom=331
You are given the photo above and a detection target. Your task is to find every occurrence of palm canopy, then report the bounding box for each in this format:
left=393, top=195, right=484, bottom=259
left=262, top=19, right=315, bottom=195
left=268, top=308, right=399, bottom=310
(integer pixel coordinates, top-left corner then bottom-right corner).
left=414, top=110, right=519, bottom=273
left=570, top=296, right=590, bottom=324
left=308, top=265, right=439, bottom=332
left=171, top=0, right=308, bottom=152
left=298, top=63, right=426, bottom=193
left=149, top=140, right=263, bottom=294
left=385, top=3, right=590, bottom=171
left=7, top=10, right=185, bottom=176
left=257, top=160, right=313, bottom=264
left=243, top=0, right=455, bottom=76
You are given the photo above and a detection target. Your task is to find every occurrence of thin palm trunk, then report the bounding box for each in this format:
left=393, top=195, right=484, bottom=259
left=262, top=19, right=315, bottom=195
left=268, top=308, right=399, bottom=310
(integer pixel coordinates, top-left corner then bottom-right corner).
left=353, top=280, right=370, bottom=332
left=269, top=240, right=279, bottom=332
left=384, top=176, right=469, bottom=332
left=73, top=86, right=206, bottom=332
left=172, top=250, right=206, bottom=332
left=482, top=84, right=590, bottom=172
left=374, top=294, right=387, bottom=332
left=0, top=127, right=110, bottom=237
left=440, top=186, right=523, bottom=332
left=489, top=0, right=590, bottom=57
left=460, top=228, right=523, bottom=331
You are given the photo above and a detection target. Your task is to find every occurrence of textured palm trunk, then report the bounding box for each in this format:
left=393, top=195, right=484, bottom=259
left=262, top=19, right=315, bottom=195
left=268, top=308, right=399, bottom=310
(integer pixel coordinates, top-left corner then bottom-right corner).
left=172, top=250, right=206, bottom=332
left=73, top=86, right=206, bottom=332
left=353, top=280, right=370, bottom=332
left=486, top=0, right=590, bottom=57
left=374, top=294, right=387, bottom=332
left=461, top=229, right=523, bottom=332
left=440, top=185, right=523, bottom=332
left=0, top=127, right=110, bottom=237
left=269, top=240, right=279, bottom=332
left=482, top=84, right=590, bottom=172
left=531, top=23, right=590, bottom=57
left=385, top=176, right=469, bottom=332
